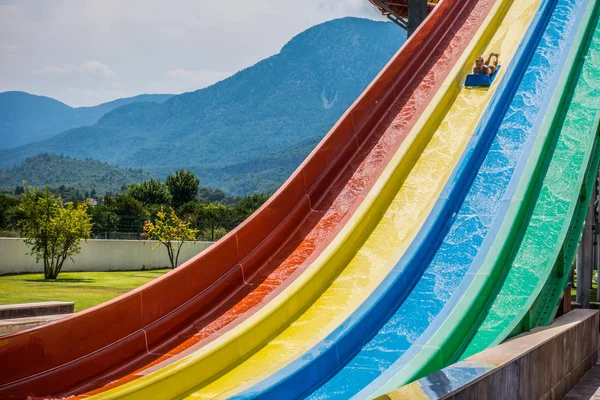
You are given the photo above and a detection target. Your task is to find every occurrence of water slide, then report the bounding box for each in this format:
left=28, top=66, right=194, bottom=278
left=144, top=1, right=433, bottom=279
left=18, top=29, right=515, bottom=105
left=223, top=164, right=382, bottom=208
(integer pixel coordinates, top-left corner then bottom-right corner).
left=0, top=0, right=491, bottom=398
left=73, top=0, right=548, bottom=398
left=1, top=0, right=598, bottom=399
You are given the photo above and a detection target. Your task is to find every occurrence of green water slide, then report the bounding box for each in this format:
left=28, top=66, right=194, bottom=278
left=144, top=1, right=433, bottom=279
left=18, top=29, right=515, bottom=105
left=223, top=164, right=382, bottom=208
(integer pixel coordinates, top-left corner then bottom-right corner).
left=460, top=1, right=600, bottom=359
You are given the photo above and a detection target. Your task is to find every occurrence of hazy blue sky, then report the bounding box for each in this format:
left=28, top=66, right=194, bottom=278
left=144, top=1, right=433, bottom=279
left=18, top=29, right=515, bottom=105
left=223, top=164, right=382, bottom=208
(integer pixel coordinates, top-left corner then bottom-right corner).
left=0, top=0, right=383, bottom=106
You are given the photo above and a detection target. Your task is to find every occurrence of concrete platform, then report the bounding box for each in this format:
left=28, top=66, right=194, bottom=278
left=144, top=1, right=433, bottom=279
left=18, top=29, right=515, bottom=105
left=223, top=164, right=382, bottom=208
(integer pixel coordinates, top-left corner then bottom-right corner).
left=380, top=309, right=599, bottom=400
left=0, top=301, right=74, bottom=319
left=0, top=314, right=66, bottom=336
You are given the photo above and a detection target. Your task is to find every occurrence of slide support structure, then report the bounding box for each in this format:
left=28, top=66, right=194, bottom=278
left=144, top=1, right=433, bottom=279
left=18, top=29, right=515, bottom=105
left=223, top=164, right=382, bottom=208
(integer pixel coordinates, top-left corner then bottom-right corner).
left=577, top=187, right=595, bottom=308
left=595, top=171, right=599, bottom=302
left=409, top=0, right=428, bottom=36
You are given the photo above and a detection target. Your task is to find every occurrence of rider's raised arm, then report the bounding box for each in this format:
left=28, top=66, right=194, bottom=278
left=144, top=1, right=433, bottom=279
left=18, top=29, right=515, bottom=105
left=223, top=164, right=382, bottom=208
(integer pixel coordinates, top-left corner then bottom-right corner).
left=491, top=54, right=499, bottom=66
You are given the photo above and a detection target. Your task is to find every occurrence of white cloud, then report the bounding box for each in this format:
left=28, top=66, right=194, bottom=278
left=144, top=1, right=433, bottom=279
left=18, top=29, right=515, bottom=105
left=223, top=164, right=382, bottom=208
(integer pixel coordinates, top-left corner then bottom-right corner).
left=317, top=0, right=383, bottom=17
left=39, top=65, right=71, bottom=75
left=1, top=0, right=387, bottom=106
left=38, top=60, right=116, bottom=79
left=80, top=60, right=117, bottom=78
left=0, top=42, right=20, bottom=53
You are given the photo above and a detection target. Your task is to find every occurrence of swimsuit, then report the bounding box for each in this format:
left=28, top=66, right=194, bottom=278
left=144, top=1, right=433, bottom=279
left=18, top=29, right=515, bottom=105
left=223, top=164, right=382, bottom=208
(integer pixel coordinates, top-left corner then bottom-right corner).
left=475, top=65, right=496, bottom=75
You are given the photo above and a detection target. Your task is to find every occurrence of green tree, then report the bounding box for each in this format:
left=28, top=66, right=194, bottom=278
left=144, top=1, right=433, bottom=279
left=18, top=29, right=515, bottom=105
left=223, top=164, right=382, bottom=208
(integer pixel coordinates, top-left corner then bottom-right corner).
left=198, top=187, right=228, bottom=203
left=18, top=184, right=92, bottom=280
left=143, top=208, right=198, bottom=269
left=177, top=201, right=201, bottom=223
left=166, top=170, right=200, bottom=208
left=0, top=194, right=18, bottom=229
left=198, top=202, right=233, bottom=241
left=127, top=179, right=172, bottom=205
left=88, top=204, right=120, bottom=239
left=234, top=193, right=270, bottom=223
left=105, top=194, right=147, bottom=234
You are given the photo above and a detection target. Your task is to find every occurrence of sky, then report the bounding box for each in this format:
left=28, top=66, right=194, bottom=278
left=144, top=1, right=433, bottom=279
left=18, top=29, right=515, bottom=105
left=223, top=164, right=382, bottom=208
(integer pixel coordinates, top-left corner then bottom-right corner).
left=0, top=0, right=383, bottom=107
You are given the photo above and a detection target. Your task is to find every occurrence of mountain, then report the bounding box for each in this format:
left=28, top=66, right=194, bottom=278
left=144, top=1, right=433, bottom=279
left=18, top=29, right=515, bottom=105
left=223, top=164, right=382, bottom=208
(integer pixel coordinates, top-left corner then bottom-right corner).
left=0, top=153, right=145, bottom=194
left=0, top=17, right=405, bottom=195
left=0, top=92, right=173, bottom=149
left=191, top=138, right=321, bottom=195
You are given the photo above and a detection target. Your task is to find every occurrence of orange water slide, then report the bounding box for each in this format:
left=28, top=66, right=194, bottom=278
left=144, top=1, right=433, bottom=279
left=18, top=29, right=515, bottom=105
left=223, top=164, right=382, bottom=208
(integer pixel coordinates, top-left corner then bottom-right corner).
left=0, top=1, right=492, bottom=398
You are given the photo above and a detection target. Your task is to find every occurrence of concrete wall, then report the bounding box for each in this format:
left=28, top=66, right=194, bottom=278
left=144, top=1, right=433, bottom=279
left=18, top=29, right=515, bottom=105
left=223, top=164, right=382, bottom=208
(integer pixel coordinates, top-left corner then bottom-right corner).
left=0, top=238, right=213, bottom=275
left=383, top=309, right=599, bottom=400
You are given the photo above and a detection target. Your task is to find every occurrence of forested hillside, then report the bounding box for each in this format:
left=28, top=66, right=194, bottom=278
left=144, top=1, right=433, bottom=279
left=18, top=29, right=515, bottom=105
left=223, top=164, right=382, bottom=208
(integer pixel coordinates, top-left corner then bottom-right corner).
left=0, top=153, right=143, bottom=194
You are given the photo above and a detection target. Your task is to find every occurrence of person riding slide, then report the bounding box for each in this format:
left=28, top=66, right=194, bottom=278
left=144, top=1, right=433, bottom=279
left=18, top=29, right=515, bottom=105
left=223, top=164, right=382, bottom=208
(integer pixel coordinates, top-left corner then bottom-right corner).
left=473, top=53, right=499, bottom=76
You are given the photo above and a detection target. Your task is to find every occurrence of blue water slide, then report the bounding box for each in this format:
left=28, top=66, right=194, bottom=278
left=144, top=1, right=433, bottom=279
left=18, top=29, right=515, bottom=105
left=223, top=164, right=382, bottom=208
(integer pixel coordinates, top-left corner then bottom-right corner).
left=229, top=0, right=586, bottom=397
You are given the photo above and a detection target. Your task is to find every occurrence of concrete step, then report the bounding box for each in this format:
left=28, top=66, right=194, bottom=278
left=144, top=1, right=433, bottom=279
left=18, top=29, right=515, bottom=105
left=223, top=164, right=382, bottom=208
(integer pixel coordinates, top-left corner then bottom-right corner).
left=0, top=302, right=74, bottom=320
left=0, top=315, right=67, bottom=336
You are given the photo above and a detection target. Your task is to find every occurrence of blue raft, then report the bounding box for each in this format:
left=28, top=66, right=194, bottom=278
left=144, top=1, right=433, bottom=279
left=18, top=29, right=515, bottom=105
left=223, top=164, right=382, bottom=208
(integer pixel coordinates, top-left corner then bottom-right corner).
left=465, top=65, right=501, bottom=87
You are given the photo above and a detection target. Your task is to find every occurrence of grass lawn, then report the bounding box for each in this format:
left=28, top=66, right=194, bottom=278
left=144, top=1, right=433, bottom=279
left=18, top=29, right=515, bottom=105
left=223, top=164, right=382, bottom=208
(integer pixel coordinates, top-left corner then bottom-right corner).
left=571, top=284, right=600, bottom=301
left=570, top=272, right=598, bottom=301
left=0, top=270, right=170, bottom=312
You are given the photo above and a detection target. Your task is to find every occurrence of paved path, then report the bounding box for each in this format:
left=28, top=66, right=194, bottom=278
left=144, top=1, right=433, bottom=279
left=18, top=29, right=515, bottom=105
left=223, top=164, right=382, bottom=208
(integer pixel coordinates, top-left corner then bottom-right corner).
left=565, top=362, right=600, bottom=399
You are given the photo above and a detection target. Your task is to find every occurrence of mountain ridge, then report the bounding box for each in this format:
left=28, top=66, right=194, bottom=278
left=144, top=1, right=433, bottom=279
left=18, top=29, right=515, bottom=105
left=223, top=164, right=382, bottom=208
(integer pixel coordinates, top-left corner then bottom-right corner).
left=0, top=91, right=173, bottom=149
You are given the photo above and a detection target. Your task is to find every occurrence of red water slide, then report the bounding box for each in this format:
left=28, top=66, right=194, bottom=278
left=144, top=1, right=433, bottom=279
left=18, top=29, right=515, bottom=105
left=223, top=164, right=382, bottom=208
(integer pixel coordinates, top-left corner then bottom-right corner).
left=0, top=0, right=492, bottom=398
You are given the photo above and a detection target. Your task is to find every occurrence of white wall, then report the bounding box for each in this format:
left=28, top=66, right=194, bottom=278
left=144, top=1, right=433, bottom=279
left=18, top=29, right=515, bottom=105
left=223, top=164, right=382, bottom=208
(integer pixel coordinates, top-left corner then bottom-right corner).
left=0, top=238, right=213, bottom=275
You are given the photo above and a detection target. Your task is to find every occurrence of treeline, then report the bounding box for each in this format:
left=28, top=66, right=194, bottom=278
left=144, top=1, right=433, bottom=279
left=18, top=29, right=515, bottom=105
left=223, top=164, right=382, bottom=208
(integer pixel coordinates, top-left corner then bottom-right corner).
left=0, top=170, right=269, bottom=241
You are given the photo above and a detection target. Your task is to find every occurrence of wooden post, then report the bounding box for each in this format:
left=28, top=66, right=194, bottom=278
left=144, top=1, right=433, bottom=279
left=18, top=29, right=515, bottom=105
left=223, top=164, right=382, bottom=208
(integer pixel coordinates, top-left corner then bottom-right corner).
left=557, top=285, right=572, bottom=317
left=408, top=0, right=428, bottom=37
